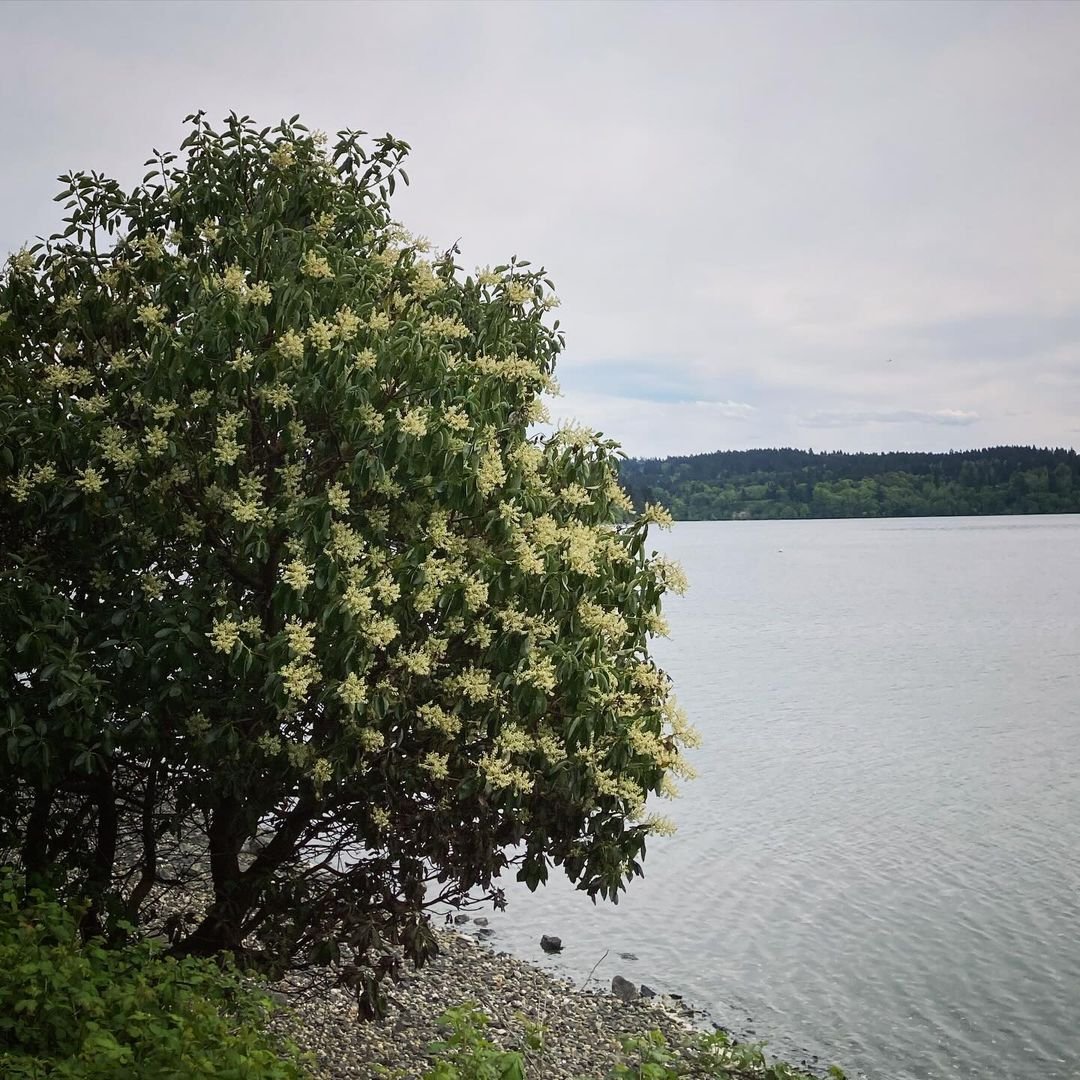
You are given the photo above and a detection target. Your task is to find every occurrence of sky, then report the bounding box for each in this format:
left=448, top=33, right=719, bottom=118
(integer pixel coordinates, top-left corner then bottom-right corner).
left=2, top=0, right=1079, bottom=458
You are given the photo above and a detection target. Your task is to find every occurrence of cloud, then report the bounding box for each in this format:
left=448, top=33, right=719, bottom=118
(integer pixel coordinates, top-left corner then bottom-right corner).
left=800, top=409, right=980, bottom=429
left=545, top=392, right=757, bottom=458
left=1, top=1, right=1078, bottom=455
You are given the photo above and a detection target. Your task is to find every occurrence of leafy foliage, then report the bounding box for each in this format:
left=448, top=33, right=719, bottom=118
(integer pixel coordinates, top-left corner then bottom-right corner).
left=0, top=873, right=308, bottom=1079
left=620, top=446, right=1080, bottom=520
left=603, top=1029, right=842, bottom=1079
left=406, top=1009, right=840, bottom=1080
left=0, top=113, right=695, bottom=1012
left=421, top=1004, right=526, bottom=1080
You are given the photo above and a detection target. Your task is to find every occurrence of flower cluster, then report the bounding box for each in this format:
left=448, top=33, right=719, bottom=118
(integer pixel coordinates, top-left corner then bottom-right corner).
left=282, top=559, right=314, bottom=593
left=280, top=658, right=320, bottom=700
left=100, top=427, right=139, bottom=470
left=218, top=264, right=272, bottom=305
left=307, top=319, right=334, bottom=352
left=476, top=442, right=506, bottom=497
left=654, top=556, right=690, bottom=595
left=136, top=302, right=166, bottom=327
left=399, top=408, right=428, bottom=438
left=210, top=618, right=240, bottom=654
left=277, top=329, right=305, bottom=362
left=478, top=750, right=534, bottom=795
left=421, top=314, right=470, bottom=340
left=214, top=413, right=245, bottom=466
left=337, top=672, right=368, bottom=707
left=269, top=141, right=296, bottom=169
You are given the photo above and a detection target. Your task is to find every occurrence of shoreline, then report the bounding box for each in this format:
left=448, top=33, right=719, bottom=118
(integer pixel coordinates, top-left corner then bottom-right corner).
left=271, top=927, right=838, bottom=1080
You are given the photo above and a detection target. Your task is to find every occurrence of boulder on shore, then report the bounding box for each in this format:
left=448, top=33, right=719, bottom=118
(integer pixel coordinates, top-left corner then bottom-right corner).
left=611, top=975, right=637, bottom=1003
left=540, top=934, right=563, bottom=953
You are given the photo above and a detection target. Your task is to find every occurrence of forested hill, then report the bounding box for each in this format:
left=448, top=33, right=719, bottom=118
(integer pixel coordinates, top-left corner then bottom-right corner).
left=618, top=447, right=1080, bottom=520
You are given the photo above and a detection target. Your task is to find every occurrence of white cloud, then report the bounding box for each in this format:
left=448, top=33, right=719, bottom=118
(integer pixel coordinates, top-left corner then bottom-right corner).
left=800, top=408, right=981, bottom=429
left=1, top=0, right=1078, bottom=455
left=546, top=392, right=757, bottom=458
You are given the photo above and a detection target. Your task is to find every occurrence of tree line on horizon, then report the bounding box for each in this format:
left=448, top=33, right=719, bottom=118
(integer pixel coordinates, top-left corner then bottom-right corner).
left=618, top=446, right=1080, bottom=520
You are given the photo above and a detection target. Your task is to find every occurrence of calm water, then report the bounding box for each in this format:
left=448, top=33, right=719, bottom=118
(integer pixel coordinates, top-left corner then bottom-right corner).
left=458, top=516, right=1080, bottom=1080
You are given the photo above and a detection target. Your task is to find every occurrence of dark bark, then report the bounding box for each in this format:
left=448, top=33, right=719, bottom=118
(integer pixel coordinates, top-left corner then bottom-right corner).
left=20, top=790, right=53, bottom=884
left=80, top=776, right=118, bottom=939
left=47, top=796, right=95, bottom=864
left=125, top=767, right=159, bottom=921
left=171, top=793, right=318, bottom=961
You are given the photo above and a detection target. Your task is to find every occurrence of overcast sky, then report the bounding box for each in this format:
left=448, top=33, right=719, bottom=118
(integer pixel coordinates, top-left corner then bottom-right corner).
left=3, top=0, right=1079, bottom=457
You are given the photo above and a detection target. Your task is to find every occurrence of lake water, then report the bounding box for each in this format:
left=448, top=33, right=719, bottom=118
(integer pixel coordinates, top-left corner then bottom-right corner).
left=457, top=516, right=1080, bottom=1080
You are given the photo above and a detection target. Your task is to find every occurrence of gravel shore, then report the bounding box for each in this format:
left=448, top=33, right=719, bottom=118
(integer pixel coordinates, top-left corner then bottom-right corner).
left=271, top=927, right=705, bottom=1080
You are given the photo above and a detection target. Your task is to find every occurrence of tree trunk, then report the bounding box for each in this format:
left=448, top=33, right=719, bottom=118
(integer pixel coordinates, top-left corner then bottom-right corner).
left=21, top=790, right=53, bottom=884
left=171, top=796, right=248, bottom=957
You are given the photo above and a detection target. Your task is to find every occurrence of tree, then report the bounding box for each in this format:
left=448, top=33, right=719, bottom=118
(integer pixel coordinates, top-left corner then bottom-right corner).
left=0, top=113, right=695, bottom=1012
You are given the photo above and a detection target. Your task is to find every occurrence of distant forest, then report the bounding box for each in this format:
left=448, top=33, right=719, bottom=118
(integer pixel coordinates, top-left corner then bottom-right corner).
left=618, top=446, right=1080, bottom=520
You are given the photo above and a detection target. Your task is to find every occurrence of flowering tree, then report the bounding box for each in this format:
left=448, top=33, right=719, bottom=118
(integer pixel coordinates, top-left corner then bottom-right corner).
left=0, top=113, right=695, bottom=1010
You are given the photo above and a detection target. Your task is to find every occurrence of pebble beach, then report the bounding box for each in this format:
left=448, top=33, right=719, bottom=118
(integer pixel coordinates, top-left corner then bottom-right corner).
left=271, top=927, right=705, bottom=1080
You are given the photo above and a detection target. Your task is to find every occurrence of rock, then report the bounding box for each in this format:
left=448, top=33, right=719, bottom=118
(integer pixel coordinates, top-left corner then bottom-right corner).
left=540, top=934, right=563, bottom=953
left=611, top=975, right=637, bottom=1003
left=639, top=984, right=657, bottom=999
left=473, top=917, right=489, bottom=927
left=618, top=952, right=638, bottom=960
left=453, top=914, right=471, bottom=924
left=268, top=990, right=290, bottom=1006
left=476, top=928, right=495, bottom=939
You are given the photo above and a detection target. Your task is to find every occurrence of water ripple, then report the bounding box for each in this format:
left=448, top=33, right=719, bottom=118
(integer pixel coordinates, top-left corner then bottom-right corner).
left=478, top=517, right=1080, bottom=1080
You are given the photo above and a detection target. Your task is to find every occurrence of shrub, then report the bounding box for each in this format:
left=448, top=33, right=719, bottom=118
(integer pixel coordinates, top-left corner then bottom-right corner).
left=421, top=1004, right=525, bottom=1080
left=605, top=1029, right=843, bottom=1080
left=0, top=874, right=308, bottom=1079
left=411, top=1011, right=840, bottom=1080
left=0, top=111, right=696, bottom=1011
